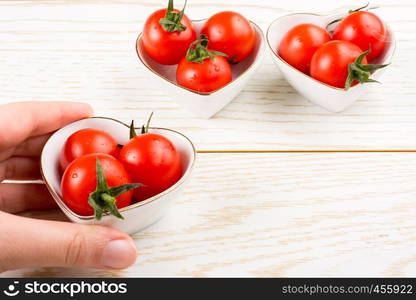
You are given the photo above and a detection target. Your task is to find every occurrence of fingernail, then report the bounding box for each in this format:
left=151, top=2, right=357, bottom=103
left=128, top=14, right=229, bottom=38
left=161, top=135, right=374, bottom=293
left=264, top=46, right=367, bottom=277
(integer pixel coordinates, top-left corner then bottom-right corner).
left=101, top=239, right=137, bottom=269
left=76, top=103, right=93, bottom=117
left=85, top=105, right=94, bottom=117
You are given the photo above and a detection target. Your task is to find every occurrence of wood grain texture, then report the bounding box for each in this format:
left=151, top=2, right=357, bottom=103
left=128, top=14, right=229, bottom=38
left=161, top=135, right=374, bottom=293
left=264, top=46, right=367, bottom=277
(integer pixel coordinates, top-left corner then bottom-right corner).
left=0, top=0, right=415, bottom=150
left=2, top=152, right=416, bottom=277
left=1, top=0, right=415, bottom=279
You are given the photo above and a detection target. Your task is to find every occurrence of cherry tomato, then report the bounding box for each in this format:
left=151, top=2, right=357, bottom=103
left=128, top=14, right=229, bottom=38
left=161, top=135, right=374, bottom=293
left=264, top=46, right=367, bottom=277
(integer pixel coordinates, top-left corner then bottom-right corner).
left=310, top=40, right=368, bottom=88
left=60, top=128, right=118, bottom=171
left=176, top=35, right=232, bottom=93
left=278, top=23, right=331, bottom=74
left=118, top=131, right=182, bottom=202
left=333, top=11, right=386, bottom=62
left=201, top=11, right=256, bottom=63
left=141, top=0, right=197, bottom=65
left=61, top=153, right=136, bottom=217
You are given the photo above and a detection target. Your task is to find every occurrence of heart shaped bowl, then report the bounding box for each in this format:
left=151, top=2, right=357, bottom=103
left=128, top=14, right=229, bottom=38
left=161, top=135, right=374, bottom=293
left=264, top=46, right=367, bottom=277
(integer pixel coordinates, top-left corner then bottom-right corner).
left=40, top=117, right=196, bottom=235
left=136, top=19, right=266, bottom=119
left=266, top=12, right=396, bottom=112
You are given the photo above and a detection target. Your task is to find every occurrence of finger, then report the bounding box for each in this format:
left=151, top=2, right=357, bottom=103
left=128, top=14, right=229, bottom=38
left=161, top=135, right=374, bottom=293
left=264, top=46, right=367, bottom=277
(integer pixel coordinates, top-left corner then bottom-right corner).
left=13, top=134, right=51, bottom=157
left=0, top=101, right=93, bottom=151
left=0, top=212, right=138, bottom=271
left=0, top=135, right=52, bottom=162
left=0, top=157, right=41, bottom=181
left=0, top=183, right=57, bottom=213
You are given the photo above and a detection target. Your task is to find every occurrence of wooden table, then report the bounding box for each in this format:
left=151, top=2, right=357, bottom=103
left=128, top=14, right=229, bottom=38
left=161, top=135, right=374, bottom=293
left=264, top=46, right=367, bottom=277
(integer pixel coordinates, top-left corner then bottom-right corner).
left=1, top=0, right=416, bottom=277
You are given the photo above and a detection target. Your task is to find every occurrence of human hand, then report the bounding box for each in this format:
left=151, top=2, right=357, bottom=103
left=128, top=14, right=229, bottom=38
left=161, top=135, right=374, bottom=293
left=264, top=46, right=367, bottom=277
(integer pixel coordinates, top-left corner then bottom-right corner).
left=0, top=102, right=137, bottom=272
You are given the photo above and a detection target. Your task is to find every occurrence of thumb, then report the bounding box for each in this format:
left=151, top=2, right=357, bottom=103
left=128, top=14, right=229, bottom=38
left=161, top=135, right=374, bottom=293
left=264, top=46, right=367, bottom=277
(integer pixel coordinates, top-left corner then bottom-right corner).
left=0, top=212, right=137, bottom=272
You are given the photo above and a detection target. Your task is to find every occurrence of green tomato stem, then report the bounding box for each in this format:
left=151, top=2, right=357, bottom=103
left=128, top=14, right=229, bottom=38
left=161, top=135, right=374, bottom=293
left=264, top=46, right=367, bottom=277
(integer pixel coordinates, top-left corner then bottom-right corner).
left=159, top=0, right=188, bottom=32
left=185, top=35, right=227, bottom=64
left=87, top=158, right=141, bottom=220
left=344, top=49, right=389, bottom=90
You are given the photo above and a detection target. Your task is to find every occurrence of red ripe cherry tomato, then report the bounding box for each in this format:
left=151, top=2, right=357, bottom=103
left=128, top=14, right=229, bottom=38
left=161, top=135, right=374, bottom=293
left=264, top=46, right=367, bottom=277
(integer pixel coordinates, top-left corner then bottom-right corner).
left=176, top=54, right=231, bottom=92
left=333, top=11, right=386, bottom=62
left=61, top=153, right=136, bottom=217
left=201, top=11, right=256, bottom=63
left=278, top=23, right=331, bottom=74
left=176, top=35, right=232, bottom=93
left=118, top=130, right=182, bottom=202
left=310, top=40, right=368, bottom=88
left=141, top=0, right=197, bottom=65
left=59, top=128, right=118, bottom=171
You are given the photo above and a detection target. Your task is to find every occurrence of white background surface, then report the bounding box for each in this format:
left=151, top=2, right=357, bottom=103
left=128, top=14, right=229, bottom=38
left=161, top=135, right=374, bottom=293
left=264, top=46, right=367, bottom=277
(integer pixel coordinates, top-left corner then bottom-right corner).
left=1, top=0, right=416, bottom=277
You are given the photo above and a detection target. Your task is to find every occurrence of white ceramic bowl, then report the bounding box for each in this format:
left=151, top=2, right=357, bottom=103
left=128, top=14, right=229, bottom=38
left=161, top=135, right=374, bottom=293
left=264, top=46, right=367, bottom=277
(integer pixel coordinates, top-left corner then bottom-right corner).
left=266, top=12, right=396, bottom=112
left=136, top=19, right=266, bottom=119
left=41, top=117, right=196, bottom=235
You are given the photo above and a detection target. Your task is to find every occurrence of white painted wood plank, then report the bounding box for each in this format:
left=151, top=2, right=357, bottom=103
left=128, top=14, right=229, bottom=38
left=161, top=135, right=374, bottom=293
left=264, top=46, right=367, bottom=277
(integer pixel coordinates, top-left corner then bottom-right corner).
left=3, top=152, right=416, bottom=277
left=0, top=0, right=415, bottom=150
